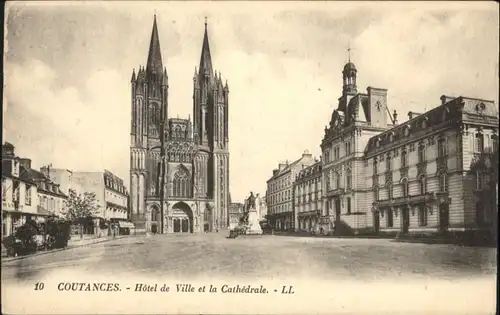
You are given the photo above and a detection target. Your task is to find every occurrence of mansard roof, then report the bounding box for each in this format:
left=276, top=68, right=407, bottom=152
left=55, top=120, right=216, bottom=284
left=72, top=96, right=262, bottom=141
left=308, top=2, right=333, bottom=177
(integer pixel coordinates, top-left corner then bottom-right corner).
left=364, top=95, right=498, bottom=156
left=296, top=160, right=322, bottom=181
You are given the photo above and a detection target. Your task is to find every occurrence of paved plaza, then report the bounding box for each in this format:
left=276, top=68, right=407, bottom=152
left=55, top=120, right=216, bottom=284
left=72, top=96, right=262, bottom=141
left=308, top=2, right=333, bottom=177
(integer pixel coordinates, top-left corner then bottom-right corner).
left=2, top=233, right=496, bottom=284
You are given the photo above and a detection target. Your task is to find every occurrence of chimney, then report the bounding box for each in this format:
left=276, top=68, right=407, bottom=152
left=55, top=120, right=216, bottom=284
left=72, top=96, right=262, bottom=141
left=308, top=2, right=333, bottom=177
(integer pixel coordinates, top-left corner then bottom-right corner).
left=19, top=158, right=32, bottom=170
left=273, top=169, right=279, bottom=176
left=2, top=142, right=15, bottom=158
left=440, top=95, right=456, bottom=105
left=393, top=110, right=398, bottom=125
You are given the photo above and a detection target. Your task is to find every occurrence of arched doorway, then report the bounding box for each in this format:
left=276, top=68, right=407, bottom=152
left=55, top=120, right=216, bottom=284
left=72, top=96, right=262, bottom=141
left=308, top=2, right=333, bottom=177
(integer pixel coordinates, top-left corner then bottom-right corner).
left=172, top=202, right=194, bottom=233
left=204, top=206, right=213, bottom=232
left=150, top=205, right=160, bottom=234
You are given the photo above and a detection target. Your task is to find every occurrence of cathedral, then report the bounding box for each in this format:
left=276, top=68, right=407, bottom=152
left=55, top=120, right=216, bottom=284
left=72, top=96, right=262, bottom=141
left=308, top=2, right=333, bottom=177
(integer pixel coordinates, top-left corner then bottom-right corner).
left=129, top=16, right=230, bottom=234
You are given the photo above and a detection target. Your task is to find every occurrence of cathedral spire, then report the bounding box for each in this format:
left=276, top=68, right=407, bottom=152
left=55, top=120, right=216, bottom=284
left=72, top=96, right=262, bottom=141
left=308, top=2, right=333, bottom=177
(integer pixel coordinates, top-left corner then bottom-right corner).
left=199, top=17, right=213, bottom=79
left=146, top=15, right=163, bottom=76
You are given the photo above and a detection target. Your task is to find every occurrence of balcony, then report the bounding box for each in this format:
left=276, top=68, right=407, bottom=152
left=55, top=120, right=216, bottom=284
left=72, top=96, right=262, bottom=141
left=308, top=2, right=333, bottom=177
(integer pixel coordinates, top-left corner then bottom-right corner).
left=326, top=188, right=345, bottom=197
left=384, top=171, right=392, bottom=183
left=417, top=161, right=427, bottom=175
left=400, top=166, right=409, bottom=178
left=373, top=193, right=437, bottom=209
left=436, top=155, right=447, bottom=171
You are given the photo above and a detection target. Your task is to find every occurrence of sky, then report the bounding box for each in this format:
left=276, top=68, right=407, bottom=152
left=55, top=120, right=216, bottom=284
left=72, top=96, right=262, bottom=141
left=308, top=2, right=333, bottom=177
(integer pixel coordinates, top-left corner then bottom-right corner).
left=3, top=1, right=499, bottom=202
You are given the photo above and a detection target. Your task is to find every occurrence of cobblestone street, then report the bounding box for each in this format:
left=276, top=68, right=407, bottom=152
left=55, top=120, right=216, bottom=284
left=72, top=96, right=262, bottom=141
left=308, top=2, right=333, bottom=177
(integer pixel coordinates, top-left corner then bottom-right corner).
left=2, top=233, right=496, bottom=284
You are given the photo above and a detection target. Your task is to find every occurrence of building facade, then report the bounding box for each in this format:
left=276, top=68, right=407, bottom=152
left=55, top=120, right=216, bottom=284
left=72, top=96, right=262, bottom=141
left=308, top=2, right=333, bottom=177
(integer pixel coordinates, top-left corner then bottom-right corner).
left=129, top=16, right=230, bottom=234
left=103, top=171, right=129, bottom=221
left=266, top=151, right=315, bottom=231
left=50, top=169, right=130, bottom=236
left=318, top=59, right=499, bottom=236
left=294, top=160, right=322, bottom=233
left=1, top=143, right=62, bottom=237
left=258, top=195, right=267, bottom=221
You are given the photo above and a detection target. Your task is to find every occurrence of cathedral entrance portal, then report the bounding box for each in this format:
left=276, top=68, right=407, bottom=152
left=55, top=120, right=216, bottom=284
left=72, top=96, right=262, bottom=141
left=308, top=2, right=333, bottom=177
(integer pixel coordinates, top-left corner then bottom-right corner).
left=171, top=202, right=194, bottom=234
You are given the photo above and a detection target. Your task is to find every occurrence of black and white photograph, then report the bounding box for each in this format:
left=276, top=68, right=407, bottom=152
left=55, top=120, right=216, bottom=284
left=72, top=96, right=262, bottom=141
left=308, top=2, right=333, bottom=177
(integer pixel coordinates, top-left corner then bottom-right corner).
left=2, top=1, right=498, bottom=314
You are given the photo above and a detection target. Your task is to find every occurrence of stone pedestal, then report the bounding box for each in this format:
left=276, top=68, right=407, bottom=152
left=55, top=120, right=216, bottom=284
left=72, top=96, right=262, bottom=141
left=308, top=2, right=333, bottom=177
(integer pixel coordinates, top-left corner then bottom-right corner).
left=245, top=209, right=263, bottom=235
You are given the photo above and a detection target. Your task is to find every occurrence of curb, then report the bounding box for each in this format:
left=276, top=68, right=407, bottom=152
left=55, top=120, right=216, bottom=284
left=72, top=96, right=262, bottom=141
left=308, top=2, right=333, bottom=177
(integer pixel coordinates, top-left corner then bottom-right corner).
left=1, top=237, right=125, bottom=263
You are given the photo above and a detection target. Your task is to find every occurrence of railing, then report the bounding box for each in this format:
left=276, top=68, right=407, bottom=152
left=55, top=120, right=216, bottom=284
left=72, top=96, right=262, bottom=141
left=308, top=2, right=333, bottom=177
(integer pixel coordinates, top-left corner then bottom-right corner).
left=326, top=188, right=345, bottom=197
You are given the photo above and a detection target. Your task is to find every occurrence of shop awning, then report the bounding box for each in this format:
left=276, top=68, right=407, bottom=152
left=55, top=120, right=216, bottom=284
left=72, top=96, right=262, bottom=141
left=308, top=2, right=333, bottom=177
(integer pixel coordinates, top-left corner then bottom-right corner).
left=118, top=221, right=135, bottom=229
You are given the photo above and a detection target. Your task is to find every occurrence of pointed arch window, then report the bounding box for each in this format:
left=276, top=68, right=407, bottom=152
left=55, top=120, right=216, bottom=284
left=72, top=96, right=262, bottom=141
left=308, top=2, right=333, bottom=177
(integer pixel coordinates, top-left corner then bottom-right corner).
left=173, top=167, right=191, bottom=198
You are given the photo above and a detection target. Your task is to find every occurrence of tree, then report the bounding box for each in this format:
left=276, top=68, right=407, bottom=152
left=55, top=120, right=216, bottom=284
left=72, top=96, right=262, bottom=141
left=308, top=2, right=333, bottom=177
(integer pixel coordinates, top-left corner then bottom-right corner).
left=62, top=189, right=100, bottom=239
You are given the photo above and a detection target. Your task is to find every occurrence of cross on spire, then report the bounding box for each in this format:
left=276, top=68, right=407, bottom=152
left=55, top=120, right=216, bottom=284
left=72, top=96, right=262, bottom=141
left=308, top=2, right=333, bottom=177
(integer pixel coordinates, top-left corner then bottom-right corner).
left=205, top=16, right=208, bottom=28
left=348, top=45, right=351, bottom=62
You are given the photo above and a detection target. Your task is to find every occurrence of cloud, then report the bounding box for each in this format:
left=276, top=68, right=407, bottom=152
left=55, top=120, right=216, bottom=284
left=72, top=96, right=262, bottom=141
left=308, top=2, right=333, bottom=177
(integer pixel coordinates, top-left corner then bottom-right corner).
left=4, top=59, right=130, bottom=182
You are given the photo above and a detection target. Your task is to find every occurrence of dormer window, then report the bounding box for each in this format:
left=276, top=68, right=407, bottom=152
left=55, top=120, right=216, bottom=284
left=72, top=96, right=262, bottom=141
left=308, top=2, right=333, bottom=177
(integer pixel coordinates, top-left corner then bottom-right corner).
left=421, top=117, right=428, bottom=129
left=12, top=160, right=20, bottom=177
left=404, top=125, right=411, bottom=137
left=475, top=103, right=486, bottom=115
left=388, top=132, right=394, bottom=142
left=442, top=107, right=450, bottom=122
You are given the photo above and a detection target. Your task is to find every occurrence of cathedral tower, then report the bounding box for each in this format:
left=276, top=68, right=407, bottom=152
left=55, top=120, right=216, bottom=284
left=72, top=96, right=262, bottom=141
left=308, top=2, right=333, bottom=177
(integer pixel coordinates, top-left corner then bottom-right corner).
left=130, top=16, right=230, bottom=234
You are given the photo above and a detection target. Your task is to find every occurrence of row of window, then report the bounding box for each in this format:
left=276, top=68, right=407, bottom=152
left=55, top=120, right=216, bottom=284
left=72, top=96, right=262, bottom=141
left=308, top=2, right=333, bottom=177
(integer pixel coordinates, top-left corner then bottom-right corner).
left=2, top=182, right=32, bottom=206
left=269, top=203, right=292, bottom=214
left=296, top=192, right=321, bottom=204
left=373, top=138, right=447, bottom=175
left=268, top=176, right=291, bottom=193
left=324, top=141, right=352, bottom=164
left=39, top=194, right=64, bottom=213
left=268, top=189, right=291, bottom=205
left=325, top=169, right=353, bottom=191
left=373, top=173, right=447, bottom=201
left=383, top=206, right=428, bottom=228
left=105, top=177, right=127, bottom=195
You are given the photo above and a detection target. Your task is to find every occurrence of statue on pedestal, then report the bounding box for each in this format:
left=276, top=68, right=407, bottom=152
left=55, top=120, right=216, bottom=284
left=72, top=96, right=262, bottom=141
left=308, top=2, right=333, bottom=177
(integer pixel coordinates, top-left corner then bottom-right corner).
left=242, top=191, right=263, bottom=235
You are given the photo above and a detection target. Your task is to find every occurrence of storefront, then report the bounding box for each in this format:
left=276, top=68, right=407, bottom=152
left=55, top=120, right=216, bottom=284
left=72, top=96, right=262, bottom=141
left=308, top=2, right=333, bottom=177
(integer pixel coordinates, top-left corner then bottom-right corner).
left=297, top=210, right=320, bottom=232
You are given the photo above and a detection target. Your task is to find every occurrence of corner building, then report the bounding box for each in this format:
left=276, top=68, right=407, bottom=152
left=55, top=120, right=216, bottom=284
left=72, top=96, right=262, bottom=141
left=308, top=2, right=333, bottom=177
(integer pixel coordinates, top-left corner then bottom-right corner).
left=266, top=151, right=315, bottom=231
left=130, top=17, right=230, bottom=234
left=319, top=60, right=498, bottom=236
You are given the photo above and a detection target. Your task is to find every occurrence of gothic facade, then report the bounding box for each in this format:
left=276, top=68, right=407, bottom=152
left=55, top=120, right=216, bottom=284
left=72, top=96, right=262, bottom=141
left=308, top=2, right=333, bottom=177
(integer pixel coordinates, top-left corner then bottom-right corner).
left=129, top=17, right=230, bottom=234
